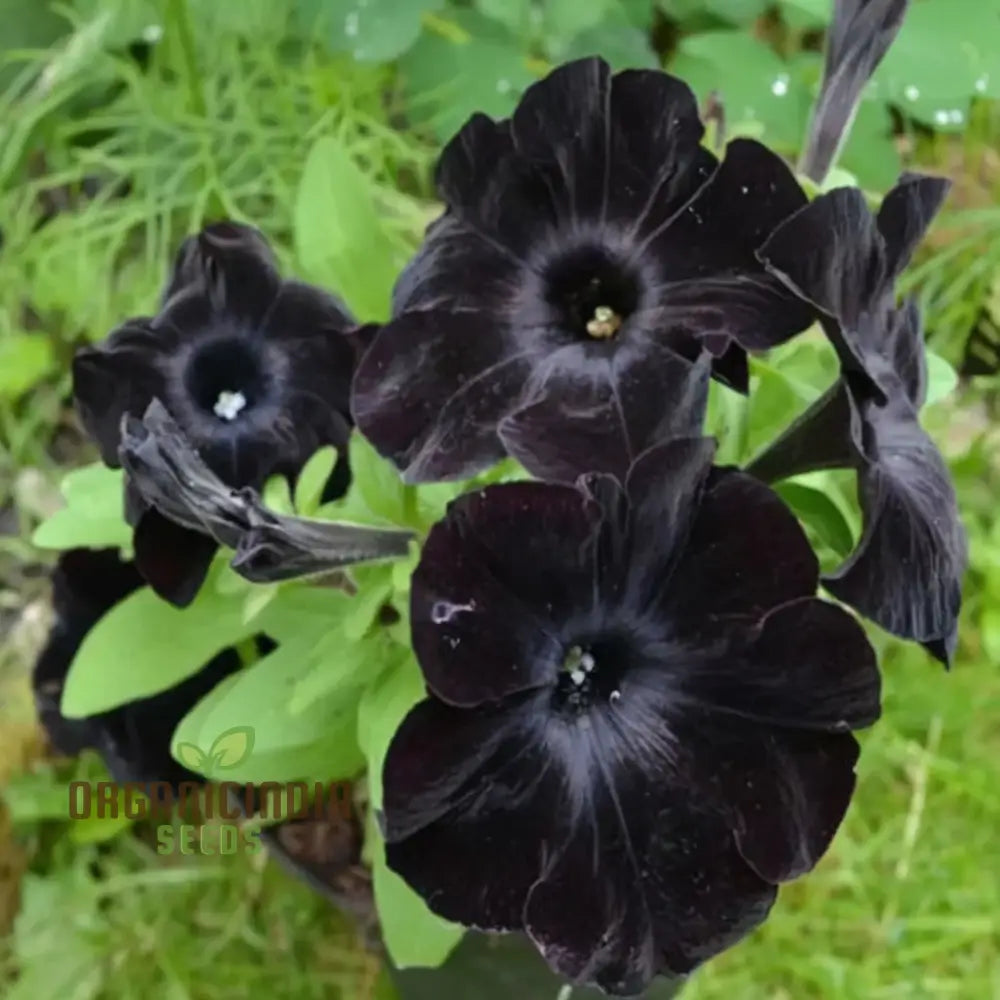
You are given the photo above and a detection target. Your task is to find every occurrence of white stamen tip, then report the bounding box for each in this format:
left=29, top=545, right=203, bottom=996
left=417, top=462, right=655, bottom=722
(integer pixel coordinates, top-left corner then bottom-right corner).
left=214, top=390, right=247, bottom=421
left=610, top=690, right=621, bottom=703
left=580, top=652, right=596, bottom=672
left=570, top=669, right=586, bottom=686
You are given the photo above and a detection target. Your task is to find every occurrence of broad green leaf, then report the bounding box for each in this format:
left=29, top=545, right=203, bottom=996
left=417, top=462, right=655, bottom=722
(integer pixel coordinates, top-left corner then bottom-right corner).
left=61, top=585, right=255, bottom=717
left=839, top=99, right=902, bottom=193
left=475, top=0, right=532, bottom=35
left=357, top=651, right=425, bottom=810
left=294, top=445, right=339, bottom=515
left=670, top=31, right=811, bottom=151
left=318, top=0, right=443, bottom=63
left=561, top=3, right=658, bottom=69
left=255, top=585, right=354, bottom=644
left=345, top=565, right=396, bottom=641
left=242, top=582, right=278, bottom=624
left=171, top=636, right=365, bottom=783
left=773, top=0, right=829, bottom=26
left=871, top=0, right=1000, bottom=128
left=32, top=464, right=130, bottom=552
left=294, top=135, right=398, bottom=321
left=747, top=358, right=820, bottom=456
left=347, top=432, right=408, bottom=525
left=68, top=811, right=134, bottom=845
left=0, top=332, right=55, bottom=399
left=289, top=631, right=390, bottom=715
left=371, top=824, right=465, bottom=969
left=542, top=0, right=614, bottom=56
left=775, top=480, right=856, bottom=560
left=209, top=726, right=256, bottom=768
left=400, top=10, right=534, bottom=141
left=706, top=381, right=749, bottom=465
left=925, top=350, right=959, bottom=406
left=262, top=473, right=295, bottom=516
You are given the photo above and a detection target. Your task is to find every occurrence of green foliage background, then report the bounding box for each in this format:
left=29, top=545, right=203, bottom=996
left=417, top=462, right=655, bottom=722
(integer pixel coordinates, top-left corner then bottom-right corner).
left=1, top=0, right=1000, bottom=998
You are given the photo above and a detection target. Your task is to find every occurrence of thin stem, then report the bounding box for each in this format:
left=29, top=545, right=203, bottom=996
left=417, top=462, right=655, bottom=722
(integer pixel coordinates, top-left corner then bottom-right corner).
left=401, top=484, right=420, bottom=529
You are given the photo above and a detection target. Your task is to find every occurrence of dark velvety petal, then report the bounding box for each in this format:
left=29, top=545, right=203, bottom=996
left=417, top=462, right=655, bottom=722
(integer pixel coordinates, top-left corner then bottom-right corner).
left=435, top=113, right=514, bottom=215
left=643, top=803, right=777, bottom=976
left=744, top=382, right=857, bottom=483
left=72, top=321, right=171, bottom=466
left=824, top=392, right=967, bottom=661
left=162, top=221, right=282, bottom=324
left=883, top=297, right=927, bottom=408
left=33, top=549, right=144, bottom=757
left=133, top=507, right=218, bottom=608
left=510, top=58, right=614, bottom=224
left=877, top=173, right=951, bottom=280
left=641, top=139, right=812, bottom=348
left=715, top=724, right=860, bottom=883
left=410, top=507, right=564, bottom=707
left=608, top=68, right=716, bottom=239
left=757, top=186, right=886, bottom=338
left=498, top=342, right=710, bottom=484
left=798, top=0, right=909, bottom=183
left=383, top=694, right=565, bottom=933
left=391, top=216, right=526, bottom=317
left=351, top=310, right=537, bottom=483
left=410, top=482, right=598, bottom=703
left=523, top=812, right=658, bottom=996
left=669, top=598, right=881, bottom=730
left=663, top=469, right=819, bottom=626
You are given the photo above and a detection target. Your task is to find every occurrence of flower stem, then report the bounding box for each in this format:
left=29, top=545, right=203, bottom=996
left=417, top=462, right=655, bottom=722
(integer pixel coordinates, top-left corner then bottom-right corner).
left=401, top=484, right=420, bottom=529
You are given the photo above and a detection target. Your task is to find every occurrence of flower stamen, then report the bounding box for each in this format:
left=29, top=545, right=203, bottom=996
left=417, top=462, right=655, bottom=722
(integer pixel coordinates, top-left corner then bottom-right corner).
left=586, top=305, right=622, bottom=340
left=214, top=389, right=248, bottom=421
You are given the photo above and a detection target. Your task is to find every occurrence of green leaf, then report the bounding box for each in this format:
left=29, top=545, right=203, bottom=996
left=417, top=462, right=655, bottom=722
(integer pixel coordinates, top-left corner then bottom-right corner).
left=255, top=585, right=355, bottom=644
left=775, top=479, right=856, bottom=559
left=294, top=445, right=339, bottom=516
left=346, top=432, right=409, bottom=525
left=0, top=332, right=55, bottom=400
left=925, top=350, right=959, bottom=406
left=871, top=0, right=1000, bottom=128
left=706, top=381, right=750, bottom=465
left=209, top=726, right=256, bottom=768
left=670, top=31, right=811, bottom=151
left=542, top=0, right=614, bottom=55
left=289, top=631, right=390, bottom=714
left=316, top=0, right=443, bottom=62
left=561, top=2, right=659, bottom=69
left=294, top=135, right=398, bottom=321
left=344, top=565, right=395, bottom=641
left=357, top=651, right=425, bottom=810
left=746, top=358, right=820, bottom=456
left=400, top=11, right=534, bottom=141
left=475, top=0, right=532, bottom=35
left=171, top=636, right=365, bottom=783
left=371, top=823, right=465, bottom=969
left=61, top=584, right=256, bottom=717
left=261, top=473, right=295, bottom=516
left=838, top=99, right=902, bottom=193
left=32, top=464, right=130, bottom=552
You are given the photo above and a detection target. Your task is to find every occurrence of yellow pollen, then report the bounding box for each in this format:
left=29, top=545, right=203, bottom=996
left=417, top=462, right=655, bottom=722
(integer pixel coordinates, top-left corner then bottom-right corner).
left=586, top=305, right=622, bottom=339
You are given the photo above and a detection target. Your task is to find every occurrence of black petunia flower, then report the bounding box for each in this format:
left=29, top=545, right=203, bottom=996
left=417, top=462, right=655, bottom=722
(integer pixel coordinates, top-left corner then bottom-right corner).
left=799, top=0, right=909, bottom=183
left=748, top=175, right=967, bottom=663
left=381, top=439, right=881, bottom=995
left=33, top=548, right=242, bottom=789
left=73, top=222, right=357, bottom=606
left=352, top=57, right=813, bottom=485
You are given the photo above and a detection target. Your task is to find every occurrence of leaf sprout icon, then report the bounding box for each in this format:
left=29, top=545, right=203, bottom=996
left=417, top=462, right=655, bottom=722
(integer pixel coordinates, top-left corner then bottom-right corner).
left=175, top=726, right=255, bottom=779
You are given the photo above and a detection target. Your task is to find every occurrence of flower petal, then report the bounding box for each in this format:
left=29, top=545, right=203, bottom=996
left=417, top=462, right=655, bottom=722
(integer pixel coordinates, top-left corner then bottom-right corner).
left=410, top=481, right=598, bottom=704
left=876, top=172, right=951, bottom=280
left=499, top=342, right=710, bottom=484
left=383, top=693, right=566, bottom=933
left=824, top=390, right=967, bottom=661
left=133, top=507, right=218, bottom=608
left=663, top=469, right=819, bottom=626
left=73, top=321, right=171, bottom=466
left=351, top=310, right=537, bottom=482
left=162, top=221, right=282, bottom=325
